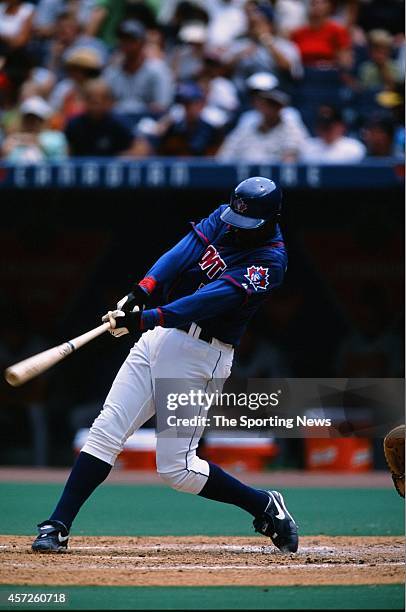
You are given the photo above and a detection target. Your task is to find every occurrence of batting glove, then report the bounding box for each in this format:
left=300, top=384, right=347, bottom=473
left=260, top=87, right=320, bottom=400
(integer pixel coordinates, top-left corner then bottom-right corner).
left=117, top=285, right=150, bottom=313
left=102, top=309, right=142, bottom=338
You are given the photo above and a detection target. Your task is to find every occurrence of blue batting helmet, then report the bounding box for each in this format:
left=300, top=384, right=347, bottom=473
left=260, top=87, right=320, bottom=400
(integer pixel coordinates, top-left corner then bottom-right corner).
left=220, top=177, right=282, bottom=230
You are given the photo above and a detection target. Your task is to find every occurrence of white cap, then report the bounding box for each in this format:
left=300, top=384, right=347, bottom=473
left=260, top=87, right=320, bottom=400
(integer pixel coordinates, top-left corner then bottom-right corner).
left=246, top=72, right=279, bottom=91
left=179, top=22, right=207, bottom=44
left=20, top=96, right=52, bottom=120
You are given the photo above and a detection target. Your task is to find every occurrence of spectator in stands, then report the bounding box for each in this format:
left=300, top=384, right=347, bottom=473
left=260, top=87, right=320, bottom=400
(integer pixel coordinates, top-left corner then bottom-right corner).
left=33, top=0, right=97, bottom=38
left=104, top=19, right=174, bottom=115
left=235, top=71, right=309, bottom=141
left=44, top=11, right=108, bottom=79
left=157, top=1, right=210, bottom=59
left=0, top=41, right=34, bottom=113
left=226, top=1, right=303, bottom=91
left=171, top=21, right=208, bottom=81
left=367, top=85, right=405, bottom=155
left=141, top=81, right=224, bottom=157
left=0, top=0, right=34, bottom=55
left=358, top=30, right=399, bottom=91
left=0, top=0, right=35, bottom=115
left=49, top=46, right=104, bottom=127
left=84, top=0, right=127, bottom=50
left=291, top=0, right=352, bottom=69
left=1, top=95, right=67, bottom=161
left=45, top=11, right=81, bottom=76
left=329, top=0, right=363, bottom=32
left=157, top=0, right=209, bottom=34
left=65, top=78, right=142, bottom=157
left=217, top=87, right=306, bottom=162
left=197, top=51, right=239, bottom=123
left=205, top=0, right=247, bottom=49
left=33, top=0, right=67, bottom=40
left=273, top=0, right=307, bottom=37
left=301, top=105, right=366, bottom=163
left=362, top=114, right=396, bottom=157
left=18, top=66, right=55, bottom=103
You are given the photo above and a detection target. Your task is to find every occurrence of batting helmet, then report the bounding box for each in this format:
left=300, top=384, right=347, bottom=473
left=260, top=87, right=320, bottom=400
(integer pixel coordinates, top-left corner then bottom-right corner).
left=220, top=177, right=282, bottom=230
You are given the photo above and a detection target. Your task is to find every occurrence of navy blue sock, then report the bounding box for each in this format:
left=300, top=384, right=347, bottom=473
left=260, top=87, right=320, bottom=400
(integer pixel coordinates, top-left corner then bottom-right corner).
left=50, top=452, right=112, bottom=530
left=198, top=462, right=269, bottom=517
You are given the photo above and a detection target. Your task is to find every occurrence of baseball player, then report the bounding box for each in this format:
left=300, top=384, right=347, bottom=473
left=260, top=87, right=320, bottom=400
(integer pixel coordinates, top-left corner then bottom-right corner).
left=32, top=176, right=298, bottom=554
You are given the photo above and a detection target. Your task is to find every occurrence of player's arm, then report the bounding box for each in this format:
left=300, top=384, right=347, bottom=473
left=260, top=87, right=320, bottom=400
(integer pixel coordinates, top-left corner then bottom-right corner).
left=117, top=229, right=206, bottom=312
left=117, top=207, right=223, bottom=312
left=139, top=254, right=286, bottom=330
left=107, top=256, right=286, bottom=336
left=104, top=279, right=245, bottom=337
left=142, top=279, right=245, bottom=330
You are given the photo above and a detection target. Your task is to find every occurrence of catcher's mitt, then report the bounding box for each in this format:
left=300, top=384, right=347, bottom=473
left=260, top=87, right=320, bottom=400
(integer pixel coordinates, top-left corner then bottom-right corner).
left=384, top=425, right=405, bottom=498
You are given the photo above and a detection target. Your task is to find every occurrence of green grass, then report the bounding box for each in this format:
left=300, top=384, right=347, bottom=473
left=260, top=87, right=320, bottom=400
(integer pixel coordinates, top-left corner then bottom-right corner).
left=0, top=585, right=403, bottom=610
left=0, top=483, right=403, bottom=536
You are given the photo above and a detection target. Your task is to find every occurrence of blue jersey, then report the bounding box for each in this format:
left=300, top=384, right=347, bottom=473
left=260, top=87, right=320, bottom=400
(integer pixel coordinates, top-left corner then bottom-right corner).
left=139, top=205, right=287, bottom=345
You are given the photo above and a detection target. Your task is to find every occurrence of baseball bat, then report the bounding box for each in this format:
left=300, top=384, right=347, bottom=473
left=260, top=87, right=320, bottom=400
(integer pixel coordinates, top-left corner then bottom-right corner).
left=4, top=322, right=111, bottom=387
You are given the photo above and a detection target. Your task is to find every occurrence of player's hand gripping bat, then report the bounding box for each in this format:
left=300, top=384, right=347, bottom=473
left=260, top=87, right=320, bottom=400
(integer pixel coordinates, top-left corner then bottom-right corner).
left=4, top=322, right=111, bottom=387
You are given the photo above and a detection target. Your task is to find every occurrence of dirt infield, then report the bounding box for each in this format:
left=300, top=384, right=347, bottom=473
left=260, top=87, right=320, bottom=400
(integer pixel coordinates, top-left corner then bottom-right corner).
left=1, top=536, right=403, bottom=587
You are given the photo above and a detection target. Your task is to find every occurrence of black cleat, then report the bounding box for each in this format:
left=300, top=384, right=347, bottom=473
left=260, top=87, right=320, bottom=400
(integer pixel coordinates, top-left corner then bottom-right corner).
left=32, top=520, right=69, bottom=553
left=253, top=490, right=299, bottom=553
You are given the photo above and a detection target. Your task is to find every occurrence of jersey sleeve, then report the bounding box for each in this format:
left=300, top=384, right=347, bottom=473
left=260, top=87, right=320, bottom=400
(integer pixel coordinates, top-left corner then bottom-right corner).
left=141, top=278, right=244, bottom=330
left=139, top=206, right=226, bottom=294
left=191, top=205, right=226, bottom=245
left=220, top=250, right=287, bottom=296
left=138, top=229, right=205, bottom=294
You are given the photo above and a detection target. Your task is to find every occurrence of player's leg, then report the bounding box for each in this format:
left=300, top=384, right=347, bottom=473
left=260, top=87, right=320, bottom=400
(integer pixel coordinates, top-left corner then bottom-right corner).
left=157, top=425, right=298, bottom=552
left=153, top=330, right=298, bottom=552
left=198, top=464, right=299, bottom=553
left=153, top=330, right=268, bottom=506
left=32, top=332, right=156, bottom=552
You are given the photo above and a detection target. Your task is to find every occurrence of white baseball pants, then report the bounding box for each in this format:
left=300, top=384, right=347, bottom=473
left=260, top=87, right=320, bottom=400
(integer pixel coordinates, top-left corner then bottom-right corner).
left=82, top=326, right=234, bottom=494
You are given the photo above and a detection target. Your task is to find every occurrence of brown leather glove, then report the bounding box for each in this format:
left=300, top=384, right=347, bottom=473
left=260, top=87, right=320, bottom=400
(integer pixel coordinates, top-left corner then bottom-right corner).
left=384, top=425, right=405, bottom=498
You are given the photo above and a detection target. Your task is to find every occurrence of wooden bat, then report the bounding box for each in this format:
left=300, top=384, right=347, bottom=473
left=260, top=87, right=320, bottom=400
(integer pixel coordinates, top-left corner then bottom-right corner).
left=4, top=322, right=111, bottom=387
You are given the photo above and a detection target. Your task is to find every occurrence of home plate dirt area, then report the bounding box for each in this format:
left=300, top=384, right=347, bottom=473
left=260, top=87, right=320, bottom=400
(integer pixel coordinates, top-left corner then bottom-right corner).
left=0, top=535, right=403, bottom=587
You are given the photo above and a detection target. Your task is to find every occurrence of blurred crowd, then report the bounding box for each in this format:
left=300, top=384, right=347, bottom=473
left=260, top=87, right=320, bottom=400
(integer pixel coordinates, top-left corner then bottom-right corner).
left=0, top=0, right=404, bottom=163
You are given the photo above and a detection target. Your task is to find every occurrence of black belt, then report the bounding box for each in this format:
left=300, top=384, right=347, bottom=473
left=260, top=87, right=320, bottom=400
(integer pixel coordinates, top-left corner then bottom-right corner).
left=178, top=323, right=234, bottom=349
left=196, top=326, right=215, bottom=344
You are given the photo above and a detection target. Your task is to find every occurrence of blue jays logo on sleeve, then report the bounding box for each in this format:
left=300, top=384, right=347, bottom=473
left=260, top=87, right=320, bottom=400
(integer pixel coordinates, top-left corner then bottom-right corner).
left=199, top=245, right=227, bottom=279
left=244, top=265, right=269, bottom=291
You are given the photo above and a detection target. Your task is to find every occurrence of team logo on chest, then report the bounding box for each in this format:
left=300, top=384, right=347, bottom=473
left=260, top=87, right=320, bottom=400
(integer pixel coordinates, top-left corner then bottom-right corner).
left=199, top=245, right=227, bottom=279
left=244, top=265, right=269, bottom=291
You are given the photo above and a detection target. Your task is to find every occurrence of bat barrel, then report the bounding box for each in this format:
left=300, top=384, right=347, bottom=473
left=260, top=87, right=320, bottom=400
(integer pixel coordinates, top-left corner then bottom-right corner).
left=4, top=342, right=75, bottom=387
left=4, top=322, right=111, bottom=387
left=4, top=369, right=21, bottom=387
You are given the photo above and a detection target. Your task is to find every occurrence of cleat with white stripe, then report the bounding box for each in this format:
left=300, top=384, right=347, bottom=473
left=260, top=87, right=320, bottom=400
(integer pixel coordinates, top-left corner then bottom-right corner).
left=253, top=490, right=299, bottom=553
left=32, top=520, right=69, bottom=553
